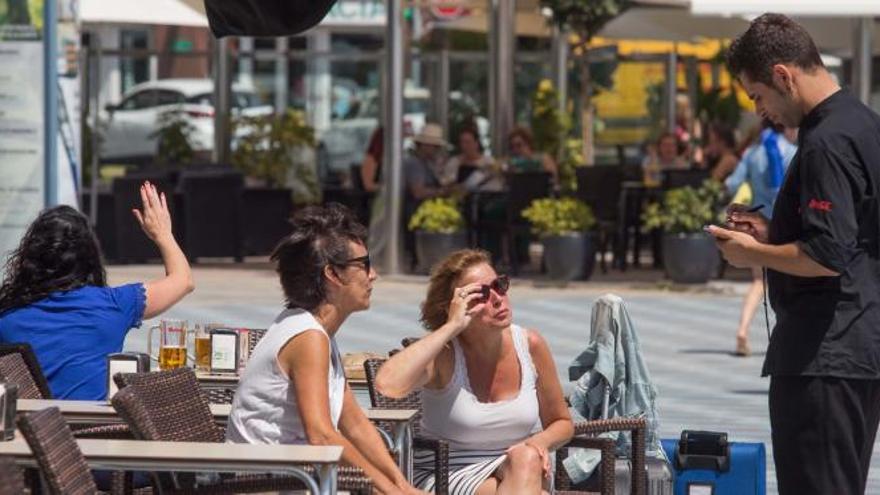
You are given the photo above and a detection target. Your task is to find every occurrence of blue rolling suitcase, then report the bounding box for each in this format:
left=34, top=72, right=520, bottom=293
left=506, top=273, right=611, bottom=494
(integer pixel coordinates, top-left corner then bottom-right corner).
left=661, top=431, right=766, bottom=495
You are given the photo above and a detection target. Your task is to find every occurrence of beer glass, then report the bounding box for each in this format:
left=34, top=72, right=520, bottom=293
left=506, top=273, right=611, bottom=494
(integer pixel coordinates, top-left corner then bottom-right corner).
left=148, top=319, right=188, bottom=370
left=193, top=324, right=216, bottom=372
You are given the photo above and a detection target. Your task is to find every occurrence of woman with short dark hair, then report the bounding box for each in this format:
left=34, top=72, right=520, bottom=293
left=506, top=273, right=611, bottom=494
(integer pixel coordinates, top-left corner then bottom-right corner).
left=0, top=182, right=193, bottom=400
left=226, top=203, right=422, bottom=495
left=375, top=249, right=573, bottom=494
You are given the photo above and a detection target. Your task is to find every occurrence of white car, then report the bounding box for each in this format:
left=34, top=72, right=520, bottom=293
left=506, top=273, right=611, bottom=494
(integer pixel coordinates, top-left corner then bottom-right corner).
left=100, top=78, right=273, bottom=162
left=318, top=86, right=490, bottom=174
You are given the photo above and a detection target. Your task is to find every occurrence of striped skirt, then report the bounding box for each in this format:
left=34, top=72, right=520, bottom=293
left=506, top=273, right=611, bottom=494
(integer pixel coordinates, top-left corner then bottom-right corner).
left=412, top=448, right=508, bottom=495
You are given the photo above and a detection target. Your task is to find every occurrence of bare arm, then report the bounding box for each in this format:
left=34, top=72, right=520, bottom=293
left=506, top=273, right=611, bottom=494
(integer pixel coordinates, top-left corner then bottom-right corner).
left=525, top=330, right=573, bottom=452
left=337, top=385, right=418, bottom=493
left=375, top=283, right=486, bottom=398
left=280, top=331, right=402, bottom=495
left=132, top=182, right=193, bottom=319
left=361, top=154, right=380, bottom=193
left=706, top=226, right=839, bottom=277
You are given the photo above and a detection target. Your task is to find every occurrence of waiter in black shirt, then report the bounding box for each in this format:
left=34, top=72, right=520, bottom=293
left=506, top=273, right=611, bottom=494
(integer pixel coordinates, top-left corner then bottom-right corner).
left=707, top=14, right=880, bottom=495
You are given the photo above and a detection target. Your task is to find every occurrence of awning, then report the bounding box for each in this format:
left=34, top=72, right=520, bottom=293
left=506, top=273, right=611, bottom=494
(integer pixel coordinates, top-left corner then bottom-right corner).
left=80, top=0, right=208, bottom=27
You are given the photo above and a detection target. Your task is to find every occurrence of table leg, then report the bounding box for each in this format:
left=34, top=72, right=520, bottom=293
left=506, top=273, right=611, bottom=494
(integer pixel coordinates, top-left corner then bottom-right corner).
left=392, top=422, right=413, bottom=482
left=316, top=463, right=337, bottom=495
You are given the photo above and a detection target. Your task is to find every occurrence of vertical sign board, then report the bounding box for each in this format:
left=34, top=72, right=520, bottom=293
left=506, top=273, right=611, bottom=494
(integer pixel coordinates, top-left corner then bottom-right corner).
left=57, top=0, right=80, bottom=208
left=0, top=0, right=45, bottom=264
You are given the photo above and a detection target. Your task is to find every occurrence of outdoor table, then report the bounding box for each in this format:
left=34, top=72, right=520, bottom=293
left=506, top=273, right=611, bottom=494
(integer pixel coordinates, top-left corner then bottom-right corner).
left=0, top=431, right=342, bottom=495
left=18, top=399, right=417, bottom=483
left=195, top=371, right=371, bottom=403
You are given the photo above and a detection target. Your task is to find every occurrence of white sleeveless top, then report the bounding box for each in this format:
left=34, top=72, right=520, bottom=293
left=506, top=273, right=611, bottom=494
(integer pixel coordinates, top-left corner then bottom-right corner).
left=226, top=309, right=346, bottom=445
left=419, top=324, right=541, bottom=451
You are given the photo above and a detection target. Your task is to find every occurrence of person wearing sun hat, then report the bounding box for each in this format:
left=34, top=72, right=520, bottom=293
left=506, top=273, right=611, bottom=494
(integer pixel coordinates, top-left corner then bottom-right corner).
left=403, top=123, right=456, bottom=262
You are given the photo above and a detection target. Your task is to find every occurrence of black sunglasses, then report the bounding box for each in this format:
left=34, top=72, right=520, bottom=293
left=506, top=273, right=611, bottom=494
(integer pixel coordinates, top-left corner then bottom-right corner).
left=337, top=254, right=371, bottom=273
left=478, top=275, right=510, bottom=300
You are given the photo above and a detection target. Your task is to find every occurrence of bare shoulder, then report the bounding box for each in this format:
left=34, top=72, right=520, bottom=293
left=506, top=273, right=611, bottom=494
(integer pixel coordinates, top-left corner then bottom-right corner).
left=524, top=327, right=550, bottom=354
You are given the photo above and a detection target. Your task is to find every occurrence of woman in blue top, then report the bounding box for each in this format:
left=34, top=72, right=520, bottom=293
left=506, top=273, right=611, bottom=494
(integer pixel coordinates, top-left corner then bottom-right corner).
left=0, top=181, right=194, bottom=400
left=724, top=121, right=797, bottom=356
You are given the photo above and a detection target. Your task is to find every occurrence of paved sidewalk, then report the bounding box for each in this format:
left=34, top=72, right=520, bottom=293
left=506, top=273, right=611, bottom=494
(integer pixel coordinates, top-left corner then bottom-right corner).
left=110, top=262, right=880, bottom=495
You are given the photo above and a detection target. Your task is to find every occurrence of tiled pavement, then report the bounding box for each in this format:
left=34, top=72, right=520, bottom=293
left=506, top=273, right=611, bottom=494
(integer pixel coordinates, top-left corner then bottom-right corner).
left=112, top=262, right=880, bottom=495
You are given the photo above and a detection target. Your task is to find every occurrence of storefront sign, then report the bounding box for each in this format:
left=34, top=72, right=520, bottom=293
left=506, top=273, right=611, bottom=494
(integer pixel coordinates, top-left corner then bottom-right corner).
left=324, top=0, right=386, bottom=27
left=0, top=0, right=45, bottom=262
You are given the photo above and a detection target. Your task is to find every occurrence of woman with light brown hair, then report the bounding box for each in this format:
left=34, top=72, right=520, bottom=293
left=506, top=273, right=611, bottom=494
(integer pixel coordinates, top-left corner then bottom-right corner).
left=376, top=249, right=573, bottom=494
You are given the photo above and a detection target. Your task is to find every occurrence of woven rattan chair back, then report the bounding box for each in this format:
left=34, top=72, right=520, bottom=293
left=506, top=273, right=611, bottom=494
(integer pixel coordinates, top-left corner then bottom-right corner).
left=111, top=368, right=225, bottom=443
left=0, top=343, right=51, bottom=399
left=363, top=358, right=425, bottom=435
left=0, top=455, right=24, bottom=495
left=16, top=407, right=98, bottom=495
left=246, top=328, right=267, bottom=356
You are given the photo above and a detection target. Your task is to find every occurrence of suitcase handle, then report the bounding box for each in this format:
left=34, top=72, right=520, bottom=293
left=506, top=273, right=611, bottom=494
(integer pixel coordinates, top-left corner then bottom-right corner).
left=676, top=430, right=731, bottom=472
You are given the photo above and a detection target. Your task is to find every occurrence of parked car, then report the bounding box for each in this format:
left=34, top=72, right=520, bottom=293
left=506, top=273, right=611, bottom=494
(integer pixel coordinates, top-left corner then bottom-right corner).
left=318, top=85, right=490, bottom=174
left=100, top=78, right=273, bottom=162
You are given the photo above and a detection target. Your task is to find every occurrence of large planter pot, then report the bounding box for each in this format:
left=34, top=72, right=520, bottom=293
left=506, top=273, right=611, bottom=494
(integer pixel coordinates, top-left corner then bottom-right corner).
left=415, top=231, right=468, bottom=274
left=663, top=232, right=720, bottom=284
left=543, top=232, right=591, bottom=281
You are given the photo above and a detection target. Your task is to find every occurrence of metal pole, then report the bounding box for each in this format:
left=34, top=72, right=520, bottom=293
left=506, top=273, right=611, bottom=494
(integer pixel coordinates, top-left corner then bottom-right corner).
left=90, top=33, right=102, bottom=226
left=275, top=37, right=289, bottom=115
left=438, top=39, right=450, bottom=140
left=490, top=0, right=515, bottom=156
left=212, top=37, right=231, bottom=164
left=665, top=45, right=677, bottom=133
left=44, top=0, right=59, bottom=206
left=382, top=0, right=404, bottom=275
left=551, top=25, right=568, bottom=117
left=852, top=17, right=873, bottom=104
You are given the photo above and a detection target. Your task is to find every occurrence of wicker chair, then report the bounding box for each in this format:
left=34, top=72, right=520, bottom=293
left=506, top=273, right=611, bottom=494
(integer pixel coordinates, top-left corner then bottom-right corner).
left=365, top=344, right=647, bottom=495
left=0, top=455, right=25, bottom=495
left=198, top=328, right=267, bottom=405
left=111, top=368, right=372, bottom=494
left=16, top=407, right=133, bottom=495
left=363, top=358, right=450, bottom=495
left=0, top=343, right=52, bottom=399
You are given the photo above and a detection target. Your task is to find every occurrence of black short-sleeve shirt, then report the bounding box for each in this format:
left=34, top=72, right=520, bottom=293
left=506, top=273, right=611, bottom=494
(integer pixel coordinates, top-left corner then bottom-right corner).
left=763, top=90, right=880, bottom=379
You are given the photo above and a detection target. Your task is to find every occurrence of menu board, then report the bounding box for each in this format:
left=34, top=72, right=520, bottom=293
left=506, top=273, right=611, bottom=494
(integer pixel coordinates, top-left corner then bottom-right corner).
left=0, top=0, right=44, bottom=263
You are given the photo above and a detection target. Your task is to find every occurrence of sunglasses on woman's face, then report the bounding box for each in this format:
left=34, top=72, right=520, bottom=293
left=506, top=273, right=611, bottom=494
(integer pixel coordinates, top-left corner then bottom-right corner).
left=339, top=254, right=371, bottom=273
left=478, top=275, right=510, bottom=301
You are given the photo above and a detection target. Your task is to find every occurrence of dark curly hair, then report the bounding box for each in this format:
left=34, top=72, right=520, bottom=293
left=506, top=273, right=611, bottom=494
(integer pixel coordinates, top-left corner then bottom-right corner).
left=0, top=205, right=106, bottom=314
left=271, top=203, right=367, bottom=312
left=727, top=13, right=824, bottom=87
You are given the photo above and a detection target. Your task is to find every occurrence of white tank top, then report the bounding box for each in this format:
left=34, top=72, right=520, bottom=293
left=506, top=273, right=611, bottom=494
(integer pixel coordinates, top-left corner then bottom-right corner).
left=226, top=308, right=345, bottom=445
left=419, top=324, right=542, bottom=451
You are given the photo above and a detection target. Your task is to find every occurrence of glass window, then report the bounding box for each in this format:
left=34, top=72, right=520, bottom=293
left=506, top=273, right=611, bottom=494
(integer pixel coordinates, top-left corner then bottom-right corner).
left=120, top=90, right=156, bottom=110
left=156, top=90, right=185, bottom=106
left=120, top=29, right=150, bottom=94
left=185, top=92, right=265, bottom=108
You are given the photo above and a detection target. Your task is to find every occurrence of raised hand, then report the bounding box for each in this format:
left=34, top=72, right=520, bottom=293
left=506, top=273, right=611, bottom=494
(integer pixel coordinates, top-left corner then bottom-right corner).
left=132, top=181, right=173, bottom=244
left=446, top=283, right=486, bottom=334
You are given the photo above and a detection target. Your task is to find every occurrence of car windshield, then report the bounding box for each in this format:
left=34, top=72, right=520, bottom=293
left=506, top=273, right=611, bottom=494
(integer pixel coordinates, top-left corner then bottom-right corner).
left=187, top=92, right=265, bottom=108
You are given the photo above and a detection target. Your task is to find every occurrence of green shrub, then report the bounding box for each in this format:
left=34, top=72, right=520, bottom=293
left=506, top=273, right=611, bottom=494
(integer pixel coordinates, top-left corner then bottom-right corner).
left=522, top=197, right=596, bottom=237
left=407, top=198, right=465, bottom=233
left=231, top=109, right=316, bottom=189
left=641, top=179, right=725, bottom=234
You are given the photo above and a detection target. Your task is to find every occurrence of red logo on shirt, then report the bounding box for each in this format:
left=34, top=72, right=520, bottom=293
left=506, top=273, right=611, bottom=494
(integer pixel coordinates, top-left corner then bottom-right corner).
left=808, top=199, right=833, bottom=212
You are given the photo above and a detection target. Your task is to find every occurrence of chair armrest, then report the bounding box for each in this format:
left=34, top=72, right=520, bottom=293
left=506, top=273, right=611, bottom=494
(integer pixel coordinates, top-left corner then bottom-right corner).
left=571, top=417, right=647, bottom=495
left=71, top=423, right=132, bottom=439
left=412, top=436, right=449, bottom=495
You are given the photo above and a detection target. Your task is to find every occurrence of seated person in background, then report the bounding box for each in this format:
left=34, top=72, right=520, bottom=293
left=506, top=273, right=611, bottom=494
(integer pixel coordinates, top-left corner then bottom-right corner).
left=226, top=204, right=422, bottom=495
left=446, top=127, right=503, bottom=192
left=404, top=123, right=455, bottom=220
left=642, top=132, right=688, bottom=186
left=507, top=127, right=558, bottom=182
left=706, top=122, right=740, bottom=182
left=376, top=249, right=574, bottom=494
left=0, top=182, right=193, bottom=400
left=360, top=126, right=383, bottom=193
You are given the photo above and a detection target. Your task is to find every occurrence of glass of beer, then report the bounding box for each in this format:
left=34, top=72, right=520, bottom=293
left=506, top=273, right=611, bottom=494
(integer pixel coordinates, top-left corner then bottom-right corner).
left=148, top=319, right=188, bottom=370
left=194, top=324, right=213, bottom=372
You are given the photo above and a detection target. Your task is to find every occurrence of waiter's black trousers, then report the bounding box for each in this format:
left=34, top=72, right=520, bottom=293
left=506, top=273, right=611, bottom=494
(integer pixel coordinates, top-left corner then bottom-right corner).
left=770, top=375, right=880, bottom=495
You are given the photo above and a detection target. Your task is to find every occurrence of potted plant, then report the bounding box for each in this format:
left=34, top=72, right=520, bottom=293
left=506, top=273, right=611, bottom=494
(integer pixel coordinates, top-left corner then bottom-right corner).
left=408, top=198, right=468, bottom=274
left=642, top=180, right=725, bottom=283
left=522, top=197, right=597, bottom=281
left=232, top=110, right=317, bottom=255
